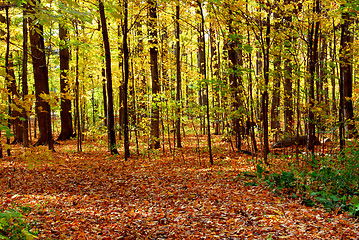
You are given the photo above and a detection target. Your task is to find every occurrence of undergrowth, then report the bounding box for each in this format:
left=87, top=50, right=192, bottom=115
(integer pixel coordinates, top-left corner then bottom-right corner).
left=0, top=205, right=38, bottom=239
left=243, top=146, right=359, bottom=216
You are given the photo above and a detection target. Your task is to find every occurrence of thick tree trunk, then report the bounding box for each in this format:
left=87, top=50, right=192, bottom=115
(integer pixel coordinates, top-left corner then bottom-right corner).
left=148, top=0, right=161, bottom=149
left=57, top=23, right=74, bottom=141
left=99, top=0, right=118, bottom=154
left=29, top=0, right=53, bottom=149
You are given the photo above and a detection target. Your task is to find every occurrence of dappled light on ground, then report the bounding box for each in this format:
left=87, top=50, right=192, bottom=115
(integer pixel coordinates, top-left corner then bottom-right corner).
left=0, top=137, right=358, bottom=239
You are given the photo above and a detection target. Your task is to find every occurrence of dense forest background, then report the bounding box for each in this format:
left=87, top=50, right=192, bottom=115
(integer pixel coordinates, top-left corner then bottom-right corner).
left=0, top=0, right=359, bottom=159
left=2, top=0, right=359, bottom=238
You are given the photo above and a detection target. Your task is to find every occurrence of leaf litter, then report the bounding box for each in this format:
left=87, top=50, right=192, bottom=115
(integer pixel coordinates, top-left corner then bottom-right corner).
left=0, top=138, right=358, bottom=239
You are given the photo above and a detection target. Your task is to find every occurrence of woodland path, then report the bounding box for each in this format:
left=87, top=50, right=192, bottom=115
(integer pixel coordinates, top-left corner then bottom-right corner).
left=0, top=137, right=358, bottom=239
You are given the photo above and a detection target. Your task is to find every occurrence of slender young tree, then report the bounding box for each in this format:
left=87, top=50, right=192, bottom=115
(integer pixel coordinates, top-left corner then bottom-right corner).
left=175, top=1, right=182, bottom=148
left=123, top=0, right=130, bottom=159
left=261, top=4, right=270, bottom=162
left=5, top=6, right=11, bottom=156
left=197, top=0, right=213, bottom=165
left=307, top=0, right=320, bottom=152
left=340, top=4, right=356, bottom=140
left=99, top=0, right=118, bottom=154
left=22, top=6, right=29, bottom=147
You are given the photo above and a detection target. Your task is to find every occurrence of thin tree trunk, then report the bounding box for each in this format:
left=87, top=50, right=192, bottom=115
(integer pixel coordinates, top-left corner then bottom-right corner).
left=22, top=7, right=29, bottom=147
left=271, top=12, right=281, bottom=142
left=197, top=0, right=213, bottom=165
left=75, top=22, right=82, bottom=152
left=340, top=8, right=356, bottom=139
left=307, top=0, right=320, bottom=152
left=175, top=2, right=182, bottom=148
left=5, top=6, right=11, bottom=156
left=261, top=7, right=270, bottom=162
left=102, top=68, right=107, bottom=127
left=99, top=0, right=118, bottom=154
left=123, top=0, right=130, bottom=159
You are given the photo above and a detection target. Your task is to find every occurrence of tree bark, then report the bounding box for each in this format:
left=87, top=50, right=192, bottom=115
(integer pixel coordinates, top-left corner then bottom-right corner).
left=226, top=6, right=242, bottom=151
left=123, top=0, right=130, bottom=159
left=340, top=8, right=356, bottom=139
left=197, top=0, right=213, bottom=165
left=28, top=0, right=53, bottom=149
left=307, top=0, right=320, bottom=152
left=148, top=0, right=161, bottom=149
left=99, top=0, right=118, bottom=154
left=57, top=22, right=74, bottom=141
left=22, top=7, right=29, bottom=147
left=261, top=7, right=270, bottom=162
left=175, top=2, right=182, bottom=148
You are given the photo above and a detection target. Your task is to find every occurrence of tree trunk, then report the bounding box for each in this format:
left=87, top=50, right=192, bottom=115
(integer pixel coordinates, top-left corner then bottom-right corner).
left=175, top=2, right=182, bottom=148
left=197, top=0, right=213, bottom=165
left=148, top=0, right=161, bottom=149
left=197, top=8, right=206, bottom=135
left=123, top=0, right=130, bottom=159
left=29, top=0, right=53, bottom=149
left=226, top=6, right=242, bottom=151
left=340, top=8, right=356, bottom=139
left=57, top=22, right=74, bottom=141
left=99, top=0, right=118, bottom=154
left=5, top=6, right=11, bottom=156
left=5, top=6, right=22, bottom=145
left=22, top=7, right=29, bottom=147
left=271, top=12, right=281, bottom=142
left=75, top=22, right=82, bottom=152
left=261, top=8, right=270, bottom=162
left=307, top=0, right=320, bottom=152
left=283, top=0, right=293, bottom=135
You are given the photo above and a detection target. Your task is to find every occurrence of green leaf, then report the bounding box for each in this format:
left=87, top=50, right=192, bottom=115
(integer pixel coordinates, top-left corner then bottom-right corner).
left=351, top=195, right=359, bottom=207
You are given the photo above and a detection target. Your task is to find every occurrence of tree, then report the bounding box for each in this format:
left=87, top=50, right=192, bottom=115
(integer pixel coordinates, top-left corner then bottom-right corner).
left=28, top=0, right=53, bottom=150
left=21, top=5, right=29, bottom=147
left=340, top=3, right=356, bottom=140
left=99, top=0, right=118, bottom=154
left=226, top=4, right=243, bottom=151
left=307, top=0, right=320, bottom=152
left=148, top=0, right=161, bottom=149
left=175, top=1, right=182, bottom=148
left=57, top=20, right=74, bottom=141
left=122, top=0, right=130, bottom=159
left=197, top=0, right=213, bottom=165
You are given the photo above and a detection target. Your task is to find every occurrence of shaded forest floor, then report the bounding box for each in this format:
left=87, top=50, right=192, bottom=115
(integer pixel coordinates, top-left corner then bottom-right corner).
left=0, top=135, right=358, bottom=239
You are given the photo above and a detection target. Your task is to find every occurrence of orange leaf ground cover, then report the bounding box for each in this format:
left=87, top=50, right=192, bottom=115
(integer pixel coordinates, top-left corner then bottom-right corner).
left=0, top=136, right=358, bottom=239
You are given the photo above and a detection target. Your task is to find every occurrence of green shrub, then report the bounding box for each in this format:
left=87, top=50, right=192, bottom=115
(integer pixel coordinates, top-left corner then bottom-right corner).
left=0, top=206, right=37, bottom=240
left=258, top=147, right=359, bottom=216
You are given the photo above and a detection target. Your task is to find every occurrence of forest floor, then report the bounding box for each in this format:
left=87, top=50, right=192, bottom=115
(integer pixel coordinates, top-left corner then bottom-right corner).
left=0, top=134, right=359, bottom=239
